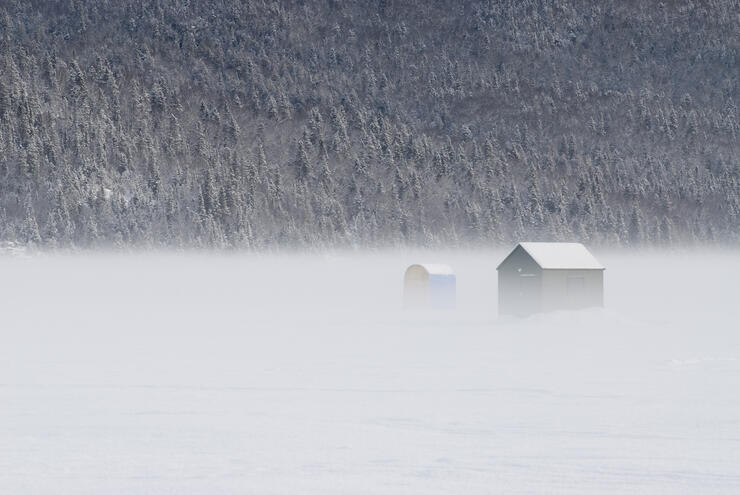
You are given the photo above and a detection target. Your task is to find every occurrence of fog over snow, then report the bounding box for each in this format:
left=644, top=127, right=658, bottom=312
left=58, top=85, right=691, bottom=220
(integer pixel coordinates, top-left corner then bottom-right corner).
left=1, top=249, right=739, bottom=494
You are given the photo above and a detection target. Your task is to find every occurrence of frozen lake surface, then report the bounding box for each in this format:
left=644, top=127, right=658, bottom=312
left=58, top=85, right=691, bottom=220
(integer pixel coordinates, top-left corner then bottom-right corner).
left=1, top=249, right=739, bottom=494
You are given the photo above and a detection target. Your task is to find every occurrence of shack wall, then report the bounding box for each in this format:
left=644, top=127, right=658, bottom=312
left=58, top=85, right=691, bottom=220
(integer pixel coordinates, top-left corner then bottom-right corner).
left=541, top=269, right=603, bottom=312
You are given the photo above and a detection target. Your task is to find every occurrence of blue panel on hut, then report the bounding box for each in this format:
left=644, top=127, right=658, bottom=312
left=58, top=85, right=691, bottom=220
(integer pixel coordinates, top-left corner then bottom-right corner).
left=429, top=272, right=456, bottom=309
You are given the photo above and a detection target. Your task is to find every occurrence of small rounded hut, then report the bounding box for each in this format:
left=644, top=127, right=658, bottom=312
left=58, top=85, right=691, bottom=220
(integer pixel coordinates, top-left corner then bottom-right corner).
left=403, top=264, right=456, bottom=309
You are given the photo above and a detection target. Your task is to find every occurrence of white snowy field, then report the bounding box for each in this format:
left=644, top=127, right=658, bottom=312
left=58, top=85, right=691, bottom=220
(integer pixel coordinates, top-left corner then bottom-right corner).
left=1, top=249, right=739, bottom=494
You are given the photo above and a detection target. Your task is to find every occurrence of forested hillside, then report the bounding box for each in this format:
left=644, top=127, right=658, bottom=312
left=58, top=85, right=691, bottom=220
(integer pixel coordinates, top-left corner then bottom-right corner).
left=0, top=0, right=738, bottom=249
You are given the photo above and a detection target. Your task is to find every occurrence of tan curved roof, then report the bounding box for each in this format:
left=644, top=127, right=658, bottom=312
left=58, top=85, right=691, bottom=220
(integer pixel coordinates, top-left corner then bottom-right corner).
left=407, top=264, right=455, bottom=275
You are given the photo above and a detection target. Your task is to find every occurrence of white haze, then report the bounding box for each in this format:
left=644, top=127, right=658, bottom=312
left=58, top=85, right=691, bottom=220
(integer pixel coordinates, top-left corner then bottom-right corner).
left=1, top=249, right=739, bottom=494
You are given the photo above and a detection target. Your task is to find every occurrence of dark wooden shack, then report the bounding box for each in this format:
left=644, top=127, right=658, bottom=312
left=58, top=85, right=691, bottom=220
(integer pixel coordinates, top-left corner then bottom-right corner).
left=497, top=242, right=604, bottom=316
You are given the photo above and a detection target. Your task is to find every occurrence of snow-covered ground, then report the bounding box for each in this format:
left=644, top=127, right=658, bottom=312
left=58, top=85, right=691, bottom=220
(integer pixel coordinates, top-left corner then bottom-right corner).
left=1, top=249, right=739, bottom=494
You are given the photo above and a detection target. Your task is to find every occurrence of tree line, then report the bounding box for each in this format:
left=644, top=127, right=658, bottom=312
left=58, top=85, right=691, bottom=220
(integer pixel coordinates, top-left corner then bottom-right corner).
left=0, top=0, right=737, bottom=249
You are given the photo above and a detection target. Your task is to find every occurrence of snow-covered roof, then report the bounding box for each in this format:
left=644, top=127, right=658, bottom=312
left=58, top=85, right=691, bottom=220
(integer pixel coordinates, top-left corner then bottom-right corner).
left=499, top=242, right=604, bottom=270
left=411, top=264, right=455, bottom=276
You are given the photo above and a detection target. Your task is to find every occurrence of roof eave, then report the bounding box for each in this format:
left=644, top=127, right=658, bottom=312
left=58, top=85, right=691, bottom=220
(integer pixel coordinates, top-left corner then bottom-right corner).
left=495, top=243, right=525, bottom=270
left=497, top=242, right=605, bottom=271
left=538, top=267, right=606, bottom=270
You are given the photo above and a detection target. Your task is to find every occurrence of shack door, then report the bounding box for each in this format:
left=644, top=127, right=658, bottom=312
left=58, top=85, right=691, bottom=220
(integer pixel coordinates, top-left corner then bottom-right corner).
left=513, top=273, right=541, bottom=315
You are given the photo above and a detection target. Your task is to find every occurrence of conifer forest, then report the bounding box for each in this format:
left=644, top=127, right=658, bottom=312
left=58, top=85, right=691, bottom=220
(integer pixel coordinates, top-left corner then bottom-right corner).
left=0, top=0, right=737, bottom=249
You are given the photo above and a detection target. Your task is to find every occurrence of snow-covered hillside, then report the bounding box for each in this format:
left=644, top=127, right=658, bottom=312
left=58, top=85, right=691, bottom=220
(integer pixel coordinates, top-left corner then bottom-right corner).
left=1, top=250, right=739, bottom=494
